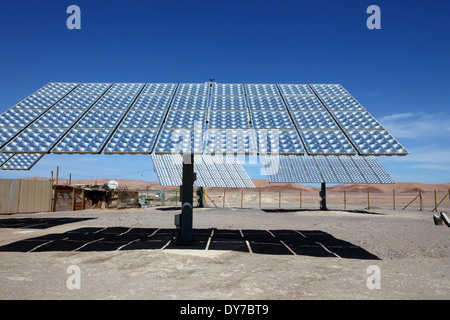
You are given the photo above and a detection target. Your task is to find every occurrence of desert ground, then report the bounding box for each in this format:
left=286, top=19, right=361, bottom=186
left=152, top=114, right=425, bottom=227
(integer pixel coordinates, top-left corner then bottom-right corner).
left=0, top=202, right=448, bottom=300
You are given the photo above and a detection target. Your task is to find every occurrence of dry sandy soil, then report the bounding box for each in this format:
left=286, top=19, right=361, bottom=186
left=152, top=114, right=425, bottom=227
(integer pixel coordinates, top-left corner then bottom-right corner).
left=0, top=205, right=448, bottom=300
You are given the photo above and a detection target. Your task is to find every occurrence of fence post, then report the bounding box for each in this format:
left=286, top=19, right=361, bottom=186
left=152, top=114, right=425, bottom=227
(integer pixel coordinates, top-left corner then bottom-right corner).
left=223, top=189, right=226, bottom=208
left=279, top=191, right=281, bottom=208
left=71, top=187, right=76, bottom=211
left=241, top=189, right=243, bottom=208
left=259, top=190, right=261, bottom=208
left=344, top=189, right=347, bottom=210
left=299, top=190, right=302, bottom=209
left=434, top=190, right=437, bottom=211
left=393, top=189, right=396, bottom=210
left=367, top=189, right=370, bottom=210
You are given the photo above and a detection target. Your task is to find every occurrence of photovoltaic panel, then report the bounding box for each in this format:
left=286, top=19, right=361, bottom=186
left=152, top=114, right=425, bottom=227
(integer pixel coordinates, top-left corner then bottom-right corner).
left=177, top=83, right=210, bottom=96
left=1, top=83, right=111, bottom=154
left=209, top=96, right=247, bottom=110
left=255, top=129, right=304, bottom=155
left=345, top=129, right=408, bottom=155
left=278, top=84, right=315, bottom=96
left=0, top=82, right=81, bottom=151
left=152, top=154, right=255, bottom=188
left=103, top=129, right=159, bottom=154
left=251, top=111, right=294, bottom=129
left=311, top=84, right=408, bottom=156
left=0, top=153, right=44, bottom=170
left=291, top=111, right=339, bottom=130
left=265, top=155, right=393, bottom=184
left=52, top=83, right=144, bottom=154
left=245, top=84, right=279, bottom=96
left=211, top=83, right=244, bottom=96
left=141, top=83, right=177, bottom=96
left=298, top=130, right=356, bottom=155
left=35, top=82, right=79, bottom=95
left=164, top=110, right=206, bottom=129
left=204, top=129, right=253, bottom=155
left=171, top=96, right=208, bottom=110
left=283, top=96, right=325, bottom=111
left=153, top=129, right=204, bottom=154
left=247, top=96, right=286, bottom=111
left=208, top=111, right=250, bottom=129
left=310, top=84, right=350, bottom=96
left=0, top=82, right=408, bottom=171
left=0, top=153, right=13, bottom=166
left=104, top=83, right=175, bottom=154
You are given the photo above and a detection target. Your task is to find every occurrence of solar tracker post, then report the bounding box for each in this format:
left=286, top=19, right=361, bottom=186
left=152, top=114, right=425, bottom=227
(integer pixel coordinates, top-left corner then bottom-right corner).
left=175, top=152, right=195, bottom=245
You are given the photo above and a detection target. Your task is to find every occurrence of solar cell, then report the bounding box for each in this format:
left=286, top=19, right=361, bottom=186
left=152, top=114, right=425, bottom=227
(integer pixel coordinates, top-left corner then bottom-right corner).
left=209, top=96, right=247, bottom=110
left=207, top=111, right=250, bottom=129
left=277, top=84, right=314, bottom=96
left=204, top=129, right=253, bottom=155
left=291, top=111, right=338, bottom=130
left=164, top=110, right=206, bottom=129
left=177, top=83, right=209, bottom=96
left=211, top=83, right=244, bottom=96
left=299, top=130, right=356, bottom=155
left=311, top=84, right=349, bottom=96
left=245, top=84, right=279, bottom=96
left=171, top=96, right=208, bottom=110
left=141, top=83, right=177, bottom=96
left=247, top=96, right=286, bottom=111
left=251, top=111, right=294, bottom=129
left=103, top=129, right=159, bottom=154
left=153, top=129, right=204, bottom=154
left=131, top=95, right=171, bottom=110
left=283, top=96, right=325, bottom=111
left=345, top=129, right=408, bottom=155
left=52, top=128, right=113, bottom=154
left=255, top=129, right=304, bottom=155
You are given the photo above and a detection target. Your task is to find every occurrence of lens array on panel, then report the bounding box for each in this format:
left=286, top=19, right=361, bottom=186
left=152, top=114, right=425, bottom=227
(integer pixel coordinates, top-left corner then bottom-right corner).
left=265, top=155, right=394, bottom=184
left=279, top=84, right=356, bottom=156
left=311, top=84, right=408, bottom=155
left=103, top=84, right=176, bottom=154
left=152, top=154, right=255, bottom=188
left=206, top=84, right=253, bottom=155
left=52, top=83, right=145, bottom=154
left=153, top=84, right=208, bottom=154
left=246, top=84, right=304, bottom=155
left=0, top=82, right=79, bottom=152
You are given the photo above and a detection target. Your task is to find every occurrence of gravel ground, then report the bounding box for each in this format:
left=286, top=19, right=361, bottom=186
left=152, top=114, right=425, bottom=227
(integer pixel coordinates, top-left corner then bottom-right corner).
left=0, top=206, right=448, bottom=300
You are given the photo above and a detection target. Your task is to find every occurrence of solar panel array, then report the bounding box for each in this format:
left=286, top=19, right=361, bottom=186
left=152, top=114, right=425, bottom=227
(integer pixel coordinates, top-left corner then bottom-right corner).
left=152, top=154, right=255, bottom=188
left=264, top=154, right=394, bottom=184
left=0, top=82, right=407, bottom=172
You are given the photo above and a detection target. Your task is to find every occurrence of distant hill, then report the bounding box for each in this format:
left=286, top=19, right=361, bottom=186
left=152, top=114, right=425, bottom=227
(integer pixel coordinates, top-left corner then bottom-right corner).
left=18, top=177, right=450, bottom=193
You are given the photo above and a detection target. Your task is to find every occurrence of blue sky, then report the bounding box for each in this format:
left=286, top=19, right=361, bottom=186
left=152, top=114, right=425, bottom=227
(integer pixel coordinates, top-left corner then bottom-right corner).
left=0, top=0, right=449, bottom=183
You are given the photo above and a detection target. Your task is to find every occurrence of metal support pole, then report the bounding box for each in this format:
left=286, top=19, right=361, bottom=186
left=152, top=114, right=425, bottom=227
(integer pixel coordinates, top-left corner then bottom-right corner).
left=320, top=182, right=327, bottom=211
left=175, top=153, right=195, bottom=245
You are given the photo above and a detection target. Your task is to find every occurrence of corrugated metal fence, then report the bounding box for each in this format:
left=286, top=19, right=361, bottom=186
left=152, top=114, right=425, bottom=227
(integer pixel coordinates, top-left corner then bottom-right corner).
left=0, top=179, right=52, bottom=214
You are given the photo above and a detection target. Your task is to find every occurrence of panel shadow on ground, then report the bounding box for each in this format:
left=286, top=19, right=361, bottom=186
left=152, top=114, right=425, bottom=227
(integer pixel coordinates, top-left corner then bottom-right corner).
left=0, top=227, right=379, bottom=259
left=0, top=218, right=95, bottom=229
